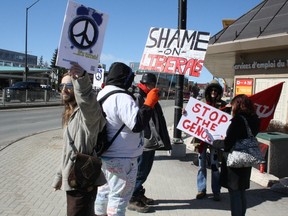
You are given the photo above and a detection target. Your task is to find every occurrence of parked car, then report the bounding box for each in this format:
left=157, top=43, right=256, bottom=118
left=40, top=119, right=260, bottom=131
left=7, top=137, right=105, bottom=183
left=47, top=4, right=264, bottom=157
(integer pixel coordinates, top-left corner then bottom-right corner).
left=4, top=81, right=51, bottom=102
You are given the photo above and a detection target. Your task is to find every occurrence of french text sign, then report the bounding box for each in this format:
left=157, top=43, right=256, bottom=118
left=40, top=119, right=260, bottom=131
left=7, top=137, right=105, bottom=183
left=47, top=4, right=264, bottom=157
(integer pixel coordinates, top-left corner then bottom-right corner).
left=139, top=27, right=210, bottom=77
left=177, top=98, right=232, bottom=144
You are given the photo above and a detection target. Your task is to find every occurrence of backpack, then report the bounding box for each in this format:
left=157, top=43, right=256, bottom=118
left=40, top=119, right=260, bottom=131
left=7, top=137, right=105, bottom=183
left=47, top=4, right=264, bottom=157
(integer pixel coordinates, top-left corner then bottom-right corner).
left=95, top=90, right=132, bottom=156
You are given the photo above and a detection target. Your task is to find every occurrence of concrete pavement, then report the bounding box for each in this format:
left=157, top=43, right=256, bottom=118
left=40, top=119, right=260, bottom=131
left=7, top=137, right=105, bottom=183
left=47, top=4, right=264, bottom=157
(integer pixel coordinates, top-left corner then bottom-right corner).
left=0, top=127, right=288, bottom=216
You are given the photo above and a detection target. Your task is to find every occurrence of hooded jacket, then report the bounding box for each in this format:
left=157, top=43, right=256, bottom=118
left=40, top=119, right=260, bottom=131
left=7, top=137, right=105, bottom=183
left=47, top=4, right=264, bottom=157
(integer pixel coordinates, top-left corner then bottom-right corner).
left=197, top=80, right=228, bottom=152
left=105, top=62, right=135, bottom=90
left=203, top=79, right=227, bottom=109
left=97, top=62, right=154, bottom=157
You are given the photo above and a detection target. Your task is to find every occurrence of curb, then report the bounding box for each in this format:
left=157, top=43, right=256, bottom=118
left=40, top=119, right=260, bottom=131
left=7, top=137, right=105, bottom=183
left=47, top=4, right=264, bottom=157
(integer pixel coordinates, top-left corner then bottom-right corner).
left=0, top=102, right=63, bottom=110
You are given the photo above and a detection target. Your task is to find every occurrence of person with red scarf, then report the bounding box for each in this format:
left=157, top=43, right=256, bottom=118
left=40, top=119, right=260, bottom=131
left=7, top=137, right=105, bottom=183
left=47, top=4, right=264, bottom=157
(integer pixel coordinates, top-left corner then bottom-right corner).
left=128, top=73, right=172, bottom=213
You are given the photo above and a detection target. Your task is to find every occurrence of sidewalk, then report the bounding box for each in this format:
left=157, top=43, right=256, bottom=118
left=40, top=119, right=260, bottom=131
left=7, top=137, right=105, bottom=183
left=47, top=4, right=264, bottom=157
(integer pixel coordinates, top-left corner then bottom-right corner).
left=0, top=129, right=287, bottom=216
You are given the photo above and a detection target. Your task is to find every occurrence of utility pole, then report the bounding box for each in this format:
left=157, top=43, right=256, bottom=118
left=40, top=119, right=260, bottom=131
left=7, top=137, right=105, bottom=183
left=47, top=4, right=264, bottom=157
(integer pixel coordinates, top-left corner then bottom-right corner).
left=170, top=0, right=187, bottom=157
left=24, top=0, right=40, bottom=81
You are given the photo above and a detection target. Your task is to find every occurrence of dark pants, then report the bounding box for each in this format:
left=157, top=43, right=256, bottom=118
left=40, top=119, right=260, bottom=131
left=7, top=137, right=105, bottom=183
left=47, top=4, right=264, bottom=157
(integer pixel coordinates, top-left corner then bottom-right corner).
left=66, top=188, right=97, bottom=216
left=132, top=150, right=155, bottom=197
left=229, top=189, right=247, bottom=216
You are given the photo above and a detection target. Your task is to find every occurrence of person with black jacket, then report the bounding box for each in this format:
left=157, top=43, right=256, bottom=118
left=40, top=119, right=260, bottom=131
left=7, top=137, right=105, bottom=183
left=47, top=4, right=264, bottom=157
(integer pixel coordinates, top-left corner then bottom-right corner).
left=220, top=94, right=260, bottom=216
left=128, top=73, right=172, bottom=213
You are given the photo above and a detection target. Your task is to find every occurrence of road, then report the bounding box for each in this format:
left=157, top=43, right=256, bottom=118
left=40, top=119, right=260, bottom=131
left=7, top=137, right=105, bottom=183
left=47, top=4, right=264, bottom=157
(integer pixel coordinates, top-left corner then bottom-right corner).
left=0, top=106, right=62, bottom=149
left=0, top=100, right=177, bottom=150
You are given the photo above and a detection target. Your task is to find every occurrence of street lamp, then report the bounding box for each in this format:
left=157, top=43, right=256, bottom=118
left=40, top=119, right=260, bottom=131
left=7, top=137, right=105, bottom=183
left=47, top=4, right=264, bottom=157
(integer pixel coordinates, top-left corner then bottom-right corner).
left=24, top=0, right=40, bottom=81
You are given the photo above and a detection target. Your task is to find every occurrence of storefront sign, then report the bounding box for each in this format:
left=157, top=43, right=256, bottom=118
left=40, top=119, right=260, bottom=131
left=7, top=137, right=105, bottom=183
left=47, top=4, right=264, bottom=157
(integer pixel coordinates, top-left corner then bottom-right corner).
left=234, top=60, right=288, bottom=70
left=235, top=78, right=253, bottom=96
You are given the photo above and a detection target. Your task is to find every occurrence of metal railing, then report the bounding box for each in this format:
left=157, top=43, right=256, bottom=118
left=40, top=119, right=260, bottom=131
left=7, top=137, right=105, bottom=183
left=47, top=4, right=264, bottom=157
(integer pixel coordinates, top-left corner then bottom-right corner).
left=0, top=89, right=63, bottom=108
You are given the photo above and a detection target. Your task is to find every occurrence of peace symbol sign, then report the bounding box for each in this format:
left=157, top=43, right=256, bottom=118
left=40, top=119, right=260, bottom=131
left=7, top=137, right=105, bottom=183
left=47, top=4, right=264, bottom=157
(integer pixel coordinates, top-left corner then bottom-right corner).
left=95, top=71, right=103, bottom=81
left=69, top=16, right=99, bottom=50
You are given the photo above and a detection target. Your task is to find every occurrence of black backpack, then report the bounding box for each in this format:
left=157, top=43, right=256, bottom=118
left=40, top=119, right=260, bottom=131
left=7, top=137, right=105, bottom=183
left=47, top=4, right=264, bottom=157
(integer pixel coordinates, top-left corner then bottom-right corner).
left=95, top=90, right=132, bottom=156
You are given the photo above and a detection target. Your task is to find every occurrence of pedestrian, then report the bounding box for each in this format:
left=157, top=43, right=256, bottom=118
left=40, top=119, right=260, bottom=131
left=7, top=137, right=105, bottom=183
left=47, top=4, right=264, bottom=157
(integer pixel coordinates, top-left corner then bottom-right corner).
left=191, top=83, right=200, bottom=99
left=219, top=94, right=260, bottom=216
left=196, top=79, right=228, bottom=201
left=94, top=62, right=159, bottom=216
left=128, top=73, right=172, bottom=213
left=52, top=63, right=106, bottom=216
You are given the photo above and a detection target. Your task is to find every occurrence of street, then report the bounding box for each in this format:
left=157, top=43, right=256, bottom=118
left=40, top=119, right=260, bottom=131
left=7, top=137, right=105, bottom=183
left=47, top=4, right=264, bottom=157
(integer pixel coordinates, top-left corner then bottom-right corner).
left=0, top=100, right=176, bottom=150
left=0, top=106, right=62, bottom=149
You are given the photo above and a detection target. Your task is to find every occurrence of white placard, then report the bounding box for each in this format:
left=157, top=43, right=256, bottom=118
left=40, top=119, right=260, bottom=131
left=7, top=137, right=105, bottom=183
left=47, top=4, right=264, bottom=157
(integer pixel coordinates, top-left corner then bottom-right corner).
left=93, top=68, right=104, bottom=88
left=177, top=97, right=232, bottom=144
left=56, top=0, right=108, bottom=74
left=139, top=27, right=210, bottom=77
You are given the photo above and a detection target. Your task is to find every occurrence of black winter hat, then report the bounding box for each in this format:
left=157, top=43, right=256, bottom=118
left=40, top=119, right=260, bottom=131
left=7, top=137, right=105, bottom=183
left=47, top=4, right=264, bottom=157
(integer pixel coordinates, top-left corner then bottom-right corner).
left=105, top=62, right=134, bottom=89
left=204, top=79, right=223, bottom=101
left=140, top=73, right=157, bottom=84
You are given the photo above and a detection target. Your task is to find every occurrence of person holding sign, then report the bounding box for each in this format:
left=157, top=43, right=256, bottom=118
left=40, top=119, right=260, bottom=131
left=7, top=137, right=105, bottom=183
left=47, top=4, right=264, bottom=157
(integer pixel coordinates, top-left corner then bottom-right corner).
left=195, top=79, right=228, bottom=201
left=52, top=63, right=106, bottom=216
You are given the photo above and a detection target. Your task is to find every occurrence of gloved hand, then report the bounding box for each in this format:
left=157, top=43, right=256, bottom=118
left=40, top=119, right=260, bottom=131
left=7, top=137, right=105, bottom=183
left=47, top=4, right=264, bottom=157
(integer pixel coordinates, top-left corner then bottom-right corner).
left=144, top=88, right=159, bottom=108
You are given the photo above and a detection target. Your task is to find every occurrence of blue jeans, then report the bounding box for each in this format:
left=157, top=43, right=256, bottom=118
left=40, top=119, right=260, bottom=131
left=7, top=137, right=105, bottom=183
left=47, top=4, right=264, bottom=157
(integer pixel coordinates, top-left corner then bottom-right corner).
left=229, top=189, right=247, bottom=216
left=132, top=150, right=156, bottom=197
left=197, top=146, right=221, bottom=194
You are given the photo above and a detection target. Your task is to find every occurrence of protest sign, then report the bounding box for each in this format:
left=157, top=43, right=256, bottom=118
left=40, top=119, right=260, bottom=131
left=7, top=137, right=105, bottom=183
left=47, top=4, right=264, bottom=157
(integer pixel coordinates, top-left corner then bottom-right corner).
left=93, top=68, right=104, bottom=88
left=139, top=27, right=210, bottom=77
left=56, top=0, right=108, bottom=74
left=177, top=97, right=232, bottom=144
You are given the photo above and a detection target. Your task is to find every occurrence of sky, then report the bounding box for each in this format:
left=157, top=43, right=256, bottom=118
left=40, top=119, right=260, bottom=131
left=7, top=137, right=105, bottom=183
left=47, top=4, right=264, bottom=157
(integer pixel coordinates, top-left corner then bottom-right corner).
left=0, top=0, right=262, bottom=83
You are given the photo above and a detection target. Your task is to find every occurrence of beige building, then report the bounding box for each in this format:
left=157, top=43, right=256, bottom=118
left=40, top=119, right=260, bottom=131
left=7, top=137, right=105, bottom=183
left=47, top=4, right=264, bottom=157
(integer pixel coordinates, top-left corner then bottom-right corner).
left=204, top=0, right=288, bottom=124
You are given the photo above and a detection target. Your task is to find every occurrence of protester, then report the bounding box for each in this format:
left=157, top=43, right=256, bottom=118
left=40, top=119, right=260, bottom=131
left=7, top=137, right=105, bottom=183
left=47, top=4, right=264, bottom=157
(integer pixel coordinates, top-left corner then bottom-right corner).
left=128, top=73, right=172, bottom=213
left=94, top=63, right=159, bottom=216
left=191, top=83, right=200, bottom=99
left=195, top=79, right=228, bottom=201
left=218, top=94, right=260, bottom=216
left=52, top=63, right=106, bottom=216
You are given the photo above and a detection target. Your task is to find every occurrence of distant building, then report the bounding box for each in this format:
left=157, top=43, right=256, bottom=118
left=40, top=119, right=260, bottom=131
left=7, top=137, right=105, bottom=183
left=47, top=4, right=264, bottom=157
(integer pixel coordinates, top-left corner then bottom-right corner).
left=129, top=62, right=191, bottom=99
left=0, top=49, right=51, bottom=89
left=0, top=48, right=37, bottom=67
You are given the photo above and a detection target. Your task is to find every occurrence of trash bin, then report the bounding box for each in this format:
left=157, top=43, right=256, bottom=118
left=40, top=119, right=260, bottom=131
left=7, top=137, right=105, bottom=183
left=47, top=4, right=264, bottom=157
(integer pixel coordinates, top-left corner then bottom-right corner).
left=256, top=132, right=288, bottom=178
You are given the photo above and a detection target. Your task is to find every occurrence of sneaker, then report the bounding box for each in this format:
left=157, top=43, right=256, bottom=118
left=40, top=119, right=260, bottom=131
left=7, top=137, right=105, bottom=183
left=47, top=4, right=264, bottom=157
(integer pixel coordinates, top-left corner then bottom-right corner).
left=213, top=194, right=221, bottom=201
left=196, top=192, right=206, bottom=199
left=128, top=200, right=150, bottom=213
left=139, top=194, right=155, bottom=205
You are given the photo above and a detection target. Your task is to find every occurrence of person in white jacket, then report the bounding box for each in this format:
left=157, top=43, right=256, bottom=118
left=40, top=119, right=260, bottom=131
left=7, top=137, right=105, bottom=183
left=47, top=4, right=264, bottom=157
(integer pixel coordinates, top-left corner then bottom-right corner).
left=94, top=62, right=159, bottom=216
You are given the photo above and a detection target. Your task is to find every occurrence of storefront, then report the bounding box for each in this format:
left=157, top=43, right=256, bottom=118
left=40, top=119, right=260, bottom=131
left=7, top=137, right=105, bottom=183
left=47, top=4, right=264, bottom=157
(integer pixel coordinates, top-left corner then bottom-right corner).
left=204, top=0, right=288, bottom=124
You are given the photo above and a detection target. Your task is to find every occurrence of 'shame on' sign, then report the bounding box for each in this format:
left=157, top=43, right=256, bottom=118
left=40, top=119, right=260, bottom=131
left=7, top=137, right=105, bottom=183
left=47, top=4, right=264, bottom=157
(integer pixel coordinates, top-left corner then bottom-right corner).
left=139, top=27, right=210, bottom=77
left=177, top=98, right=232, bottom=145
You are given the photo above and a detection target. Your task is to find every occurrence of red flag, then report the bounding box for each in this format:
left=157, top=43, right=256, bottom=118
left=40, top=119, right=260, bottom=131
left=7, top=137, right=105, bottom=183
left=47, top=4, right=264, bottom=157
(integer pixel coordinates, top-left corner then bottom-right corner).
left=249, top=82, right=284, bottom=132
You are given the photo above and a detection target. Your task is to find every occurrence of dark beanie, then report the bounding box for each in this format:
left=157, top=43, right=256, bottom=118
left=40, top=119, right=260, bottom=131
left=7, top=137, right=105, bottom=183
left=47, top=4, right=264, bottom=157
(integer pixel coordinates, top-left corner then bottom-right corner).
left=105, top=62, right=134, bottom=89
